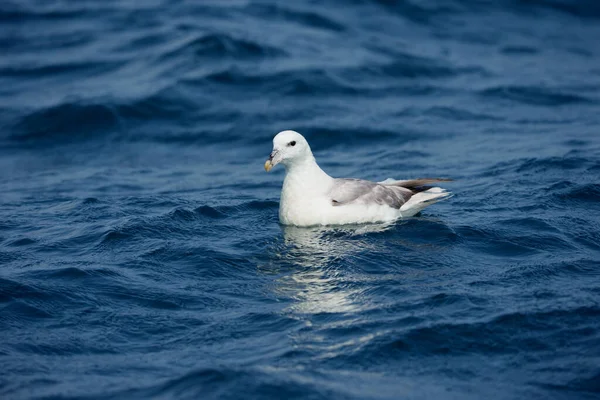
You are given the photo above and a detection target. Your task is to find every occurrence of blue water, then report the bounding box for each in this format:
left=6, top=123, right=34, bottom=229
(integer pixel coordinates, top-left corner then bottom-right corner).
left=1, top=0, right=600, bottom=399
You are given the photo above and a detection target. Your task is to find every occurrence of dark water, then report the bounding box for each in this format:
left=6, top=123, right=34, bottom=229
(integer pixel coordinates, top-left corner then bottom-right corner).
left=1, top=0, right=600, bottom=399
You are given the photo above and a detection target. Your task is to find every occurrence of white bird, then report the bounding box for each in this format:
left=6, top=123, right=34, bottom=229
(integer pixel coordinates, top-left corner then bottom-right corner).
left=264, top=130, right=452, bottom=226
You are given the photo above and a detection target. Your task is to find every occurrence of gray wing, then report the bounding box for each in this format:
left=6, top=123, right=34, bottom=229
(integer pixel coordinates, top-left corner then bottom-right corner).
left=378, top=178, right=452, bottom=188
left=329, top=179, right=413, bottom=209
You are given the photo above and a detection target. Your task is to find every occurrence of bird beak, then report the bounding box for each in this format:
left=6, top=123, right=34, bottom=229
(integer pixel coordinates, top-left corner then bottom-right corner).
left=264, top=159, right=273, bottom=172
left=264, top=150, right=278, bottom=172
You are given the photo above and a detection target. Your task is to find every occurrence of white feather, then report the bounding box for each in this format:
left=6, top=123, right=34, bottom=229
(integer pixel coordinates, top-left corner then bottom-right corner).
left=268, top=131, right=452, bottom=226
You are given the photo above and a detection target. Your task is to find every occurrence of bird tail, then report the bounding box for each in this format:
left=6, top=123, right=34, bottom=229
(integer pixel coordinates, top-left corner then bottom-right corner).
left=379, top=177, right=453, bottom=217
left=399, top=187, right=452, bottom=217
left=378, top=178, right=453, bottom=190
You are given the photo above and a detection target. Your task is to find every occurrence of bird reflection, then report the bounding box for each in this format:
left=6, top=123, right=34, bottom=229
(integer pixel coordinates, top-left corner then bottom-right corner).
left=263, top=223, right=395, bottom=315
left=281, top=223, right=394, bottom=266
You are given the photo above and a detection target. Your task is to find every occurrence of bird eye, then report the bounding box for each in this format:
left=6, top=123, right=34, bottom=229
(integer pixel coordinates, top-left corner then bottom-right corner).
left=289, top=141, right=296, bottom=147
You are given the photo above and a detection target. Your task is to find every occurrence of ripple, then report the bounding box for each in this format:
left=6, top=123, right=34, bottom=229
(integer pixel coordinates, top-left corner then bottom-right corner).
left=423, top=106, right=502, bottom=121
left=202, top=68, right=355, bottom=96
left=160, top=33, right=286, bottom=61
left=516, top=157, right=592, bottom=173
left=27, top=266, right=124, bottom=281
left=455, top=225, right=540, bottom=257
left=9, top=102, right=121, bottom=143
left=558, top=183, right=600, bottom=203
left=6, top=237, right=37, bottom=247
left=502, top=262, right=600, bottom=296
left=555, top=217, right=600, bottom=251
left=194, top=205, right=227, bottom=219
left=500, top=45, right=539, bottom=55
left=2, top=0, right=600, bottom=398
left=480, top=85, right=594, bottom=106
left=200, top=58, right=480, bottom=97
left=97, top=230, right=134, bottom=252
left=122, top=366, right=333, bottom=400
left=247, top=3, right=346, bottom=32
left=0, top=277, right=57, bottom=303
left=81, top=197, right=100, bottom=205
left=541, top=371, right=600, bottom=395
left=341, top=305, right=600, bottom=365
left=0, top=5, right=83, bottom=22
left=101, top=286, right=183, bottom=310
left=117, top=86, right=201, bottom=121
left=522, top=0, right=600, bottom=19
left=375, top=56, right=482, bottom=79
left=0, top=60, right=123, bottom=78
left=496, top=217, right=560, bottom=233
left=373, top=0, right=458, bottom=24
left=1, top=301, right=53, bottom=320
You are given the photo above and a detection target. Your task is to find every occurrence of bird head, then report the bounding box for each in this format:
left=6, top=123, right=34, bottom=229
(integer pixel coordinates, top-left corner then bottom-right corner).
left=264, top=130, right=312, bottom=172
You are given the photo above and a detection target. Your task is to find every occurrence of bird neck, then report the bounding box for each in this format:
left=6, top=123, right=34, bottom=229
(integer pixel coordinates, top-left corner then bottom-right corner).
left=284, top=154, right=332, bottom=188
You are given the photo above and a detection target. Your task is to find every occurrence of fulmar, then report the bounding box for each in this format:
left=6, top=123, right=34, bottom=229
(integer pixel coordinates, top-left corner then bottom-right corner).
left=264, top=130, right=452, bottom=226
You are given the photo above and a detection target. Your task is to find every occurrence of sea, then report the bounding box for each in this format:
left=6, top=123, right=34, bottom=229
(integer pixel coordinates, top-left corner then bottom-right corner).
left=1, top=0, right=599, bottom=399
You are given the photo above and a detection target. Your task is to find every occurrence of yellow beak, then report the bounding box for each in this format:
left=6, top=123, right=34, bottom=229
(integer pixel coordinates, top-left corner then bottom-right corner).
left=264, top=159, right=273, bottom=172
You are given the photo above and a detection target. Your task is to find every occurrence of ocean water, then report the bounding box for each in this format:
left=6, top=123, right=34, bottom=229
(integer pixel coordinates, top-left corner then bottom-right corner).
left=1, top=0, right=600, bottom=399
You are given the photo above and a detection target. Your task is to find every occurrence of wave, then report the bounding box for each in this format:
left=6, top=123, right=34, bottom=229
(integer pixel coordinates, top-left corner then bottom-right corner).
left=26, top=265, right=123, bottom=281
left=0, top=31, right=93, bottom=52
left=160, top=33, right=287, bottom=61
left=516, top=156, right=592, bottom=173
left=385, top=0, right=600, bottom=20
left=0, top=60, right=122, bottom=78
left=2, top=0, right=599, bottom=398
left=0, top=277, right=60, bottom=303
left=337, top=305, right=600, bottom=364
left=517, top=0, right=600, bottom=19
left=247, top=3, right=346, bottom=32
left=98, top=200, right=278, bottom=248
left=7, top=101, right=121, bottom=143
left=479, top=85, right=594, bottom=106
left=504, top=258, right=600, bottom=282
left=455, top=225, right=540, bottom=257
left=119, top=366, right=325, bottom=400
left=479, top=157, right=598, bottom=183
left=555, top=217, right=600, bottom=251
left=5, top=85, right=199, bottom=145
left=556, top=183, right=600, bottom=203
left=421, top=106, right=502, bottom=121
left=370, top=0, right=460, bottom=24
left=0, top=5, right=84, bottom=22
left=540, top=371, right=600, bottom=395
left=202, top=57, right=482, bottom=95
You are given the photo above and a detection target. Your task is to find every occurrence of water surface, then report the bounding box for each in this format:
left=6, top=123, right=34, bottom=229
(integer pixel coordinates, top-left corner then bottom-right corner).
left=1, top=1, right=600, bottom=399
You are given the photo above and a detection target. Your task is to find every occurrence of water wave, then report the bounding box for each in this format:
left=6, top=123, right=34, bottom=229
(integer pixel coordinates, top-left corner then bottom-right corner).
left=1, top=0, right=599, bottom=398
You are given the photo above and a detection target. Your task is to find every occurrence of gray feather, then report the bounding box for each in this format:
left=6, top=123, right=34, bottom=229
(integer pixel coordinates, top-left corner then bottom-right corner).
left=380, top=178, right=453, bottom=192
left=329, top=178, right=413, bottom=209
